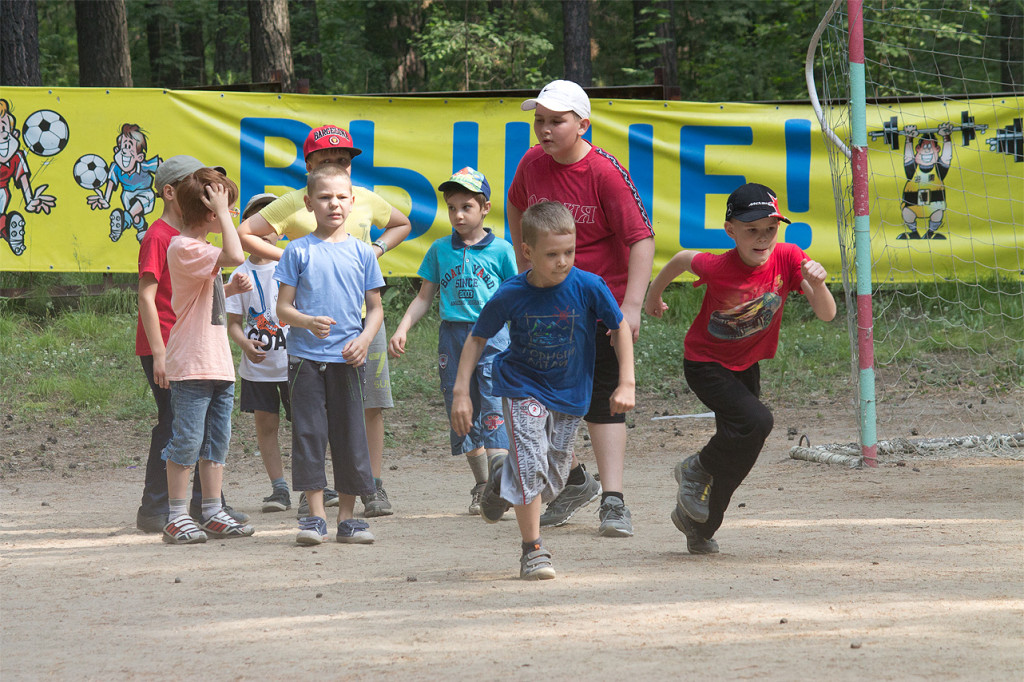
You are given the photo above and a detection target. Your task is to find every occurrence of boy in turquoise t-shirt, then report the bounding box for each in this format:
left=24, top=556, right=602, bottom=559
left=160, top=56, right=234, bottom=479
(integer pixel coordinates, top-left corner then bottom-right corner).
left=388, top=168, right=517, bottom=514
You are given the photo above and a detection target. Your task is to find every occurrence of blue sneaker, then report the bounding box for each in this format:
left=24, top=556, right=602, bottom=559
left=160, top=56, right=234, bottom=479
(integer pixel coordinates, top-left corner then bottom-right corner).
left=296, top=516, right=328, bottom=546
left=337, top=519, right=374, bottom=544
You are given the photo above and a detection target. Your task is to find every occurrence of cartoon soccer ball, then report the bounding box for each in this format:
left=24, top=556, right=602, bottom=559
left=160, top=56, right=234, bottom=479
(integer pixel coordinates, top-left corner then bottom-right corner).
left=22, top=110, right=69, bottom=157
left=73, top=154, right=109, bottom=190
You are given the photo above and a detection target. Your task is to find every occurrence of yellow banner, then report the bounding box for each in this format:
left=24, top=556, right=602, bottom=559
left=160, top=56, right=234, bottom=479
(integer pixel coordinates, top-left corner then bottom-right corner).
left=0, top=88, right=1019, bottom=281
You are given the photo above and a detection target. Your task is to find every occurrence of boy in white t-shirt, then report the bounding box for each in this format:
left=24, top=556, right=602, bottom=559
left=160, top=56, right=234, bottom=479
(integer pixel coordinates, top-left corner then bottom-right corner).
left=227, top=193, right=293, bottom=512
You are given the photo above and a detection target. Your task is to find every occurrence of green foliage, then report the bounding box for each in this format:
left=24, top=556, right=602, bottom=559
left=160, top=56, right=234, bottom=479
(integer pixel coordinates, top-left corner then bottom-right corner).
left=413, top=2, right=554, bottom=91
left=37, top=0, right=78, bottom=87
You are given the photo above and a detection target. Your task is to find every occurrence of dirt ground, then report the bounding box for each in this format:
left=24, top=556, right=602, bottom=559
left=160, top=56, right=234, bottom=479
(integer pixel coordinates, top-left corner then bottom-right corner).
left=1, top=395, right=1022, bottom=681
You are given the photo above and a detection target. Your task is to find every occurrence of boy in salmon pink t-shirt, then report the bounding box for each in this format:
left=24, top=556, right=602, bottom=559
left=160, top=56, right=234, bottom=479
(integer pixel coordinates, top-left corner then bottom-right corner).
left=160, top=168, right=255, bottom=545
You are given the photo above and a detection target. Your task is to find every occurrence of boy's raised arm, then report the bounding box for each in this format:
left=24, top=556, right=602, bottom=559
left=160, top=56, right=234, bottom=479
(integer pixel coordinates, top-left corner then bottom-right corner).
left=450, top=335, right=489, bottom=436
left=800, top=258, right=837, bottom=322
left=238, top=212, right=286, bottom=262
left=388, top=280, right=439, bottom=357
left=644, top=250, right=699, bottom=318
left=608, top=320, right=636, bottom=416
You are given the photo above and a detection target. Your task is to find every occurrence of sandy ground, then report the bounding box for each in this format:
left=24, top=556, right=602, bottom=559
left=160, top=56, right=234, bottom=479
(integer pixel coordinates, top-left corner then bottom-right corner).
left=1, top=400, right=1022, bottom=680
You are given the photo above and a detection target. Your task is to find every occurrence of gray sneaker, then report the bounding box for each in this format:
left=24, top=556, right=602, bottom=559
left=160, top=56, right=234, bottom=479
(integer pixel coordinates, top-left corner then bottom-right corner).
left=361, top=482, right=394, bottom=518
left=598, top=496, right=634, bottom=537
left=671, top=506, right=720, bottom=554
left=540, top=465, right=601, bottom=527
left=520, top=542, right=556, bottom=580
left=468, top=482, right=486, bottom=515
left=296, top=488, right=339, bottom=518
left=674, top=454, right=712, bottom=523
left=261, top=488, right=291, bottom=512
left=480, top=454, right=511, bottom=523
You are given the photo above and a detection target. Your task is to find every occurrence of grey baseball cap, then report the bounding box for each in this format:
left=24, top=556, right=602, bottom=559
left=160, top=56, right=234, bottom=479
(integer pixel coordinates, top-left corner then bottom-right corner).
left=154, top=155, right=226, bottom=191
left=242, top=192, right=279, bottom=220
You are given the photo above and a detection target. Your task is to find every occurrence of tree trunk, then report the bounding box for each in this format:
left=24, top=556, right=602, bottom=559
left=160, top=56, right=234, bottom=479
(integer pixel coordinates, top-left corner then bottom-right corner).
left=75, top=0, right=133, bottom=87
left=249, top=0, right=294, bottom=91
left=1, top=0, right=42, bottom=86
left=289, top=0, right=322, bottom=92
left=562, top=0, right=591, bottom=86
left=364, top=1, right=428, bottom=92
left=144, top=0, right=180, bottom=88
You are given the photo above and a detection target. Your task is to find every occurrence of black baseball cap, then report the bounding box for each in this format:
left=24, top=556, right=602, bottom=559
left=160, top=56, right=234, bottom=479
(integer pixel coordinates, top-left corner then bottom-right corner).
left=725, top=183, right=791, bottom=224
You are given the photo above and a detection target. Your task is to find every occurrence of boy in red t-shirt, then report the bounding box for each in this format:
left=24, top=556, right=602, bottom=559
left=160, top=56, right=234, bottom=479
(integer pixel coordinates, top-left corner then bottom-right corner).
left=507, top=79, right=655, bottom=538
left=644, top=183, right=837, bottom=554
left=135, top=155, right=250, bottom=533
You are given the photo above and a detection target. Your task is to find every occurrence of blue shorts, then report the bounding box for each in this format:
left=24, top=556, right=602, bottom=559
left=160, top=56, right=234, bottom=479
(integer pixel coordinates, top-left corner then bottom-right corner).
left=162, top=380, right=234, bottom=467
left=438, top=321, right=510, bottom=456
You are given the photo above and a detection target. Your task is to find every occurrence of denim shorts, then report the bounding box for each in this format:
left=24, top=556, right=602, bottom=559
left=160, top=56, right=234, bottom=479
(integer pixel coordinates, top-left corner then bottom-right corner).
left=162, top=379, right=234, bottom=467
left=438, top=321, right=510, bottom=456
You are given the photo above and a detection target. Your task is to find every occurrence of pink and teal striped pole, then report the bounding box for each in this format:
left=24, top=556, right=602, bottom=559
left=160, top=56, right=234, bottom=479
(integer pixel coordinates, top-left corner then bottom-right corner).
left=848, top=0, right=877, bottom=467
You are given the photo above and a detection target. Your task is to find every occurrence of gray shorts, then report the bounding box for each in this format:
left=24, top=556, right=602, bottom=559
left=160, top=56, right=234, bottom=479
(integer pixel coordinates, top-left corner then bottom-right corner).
left=361, top=319, right=394, bottom=410
left=498, top=397, right=583, bottom=507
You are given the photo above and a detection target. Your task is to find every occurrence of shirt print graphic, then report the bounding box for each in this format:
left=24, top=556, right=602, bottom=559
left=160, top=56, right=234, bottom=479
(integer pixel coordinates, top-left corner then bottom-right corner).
left=708, top=274, right=784, bottom=340
left=525, top=306, right=579, bottom=371
left=246, top=275, right=286, bottom=351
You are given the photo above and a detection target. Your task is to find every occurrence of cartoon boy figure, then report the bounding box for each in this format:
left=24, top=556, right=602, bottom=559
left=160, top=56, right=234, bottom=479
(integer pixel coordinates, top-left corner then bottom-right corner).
left=86, top=123, right=160, bottom=243
left=0, top=99, right=57, bottom=256
left=899, top=122, right=954, bottom=240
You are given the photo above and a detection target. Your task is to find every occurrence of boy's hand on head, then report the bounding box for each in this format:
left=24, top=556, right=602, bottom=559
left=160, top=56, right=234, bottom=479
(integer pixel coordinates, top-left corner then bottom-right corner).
left=342, top=337, right=370, bottom=366
left=801, top=258, right=828, bottom=287
left=609, top=384, right=636, bottom=416
left=387, top=332, right=406, bottom=358
left=241, top=338, right=267, bottom=364
left=450, top=394, right=473, bottom=437
left=201, top=183, right=230, bottom=213
left=309, top=315, right=335, bottom=339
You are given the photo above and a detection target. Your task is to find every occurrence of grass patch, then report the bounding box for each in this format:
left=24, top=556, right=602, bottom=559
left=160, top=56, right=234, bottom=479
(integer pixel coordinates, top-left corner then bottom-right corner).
left=1, top=276, right=1017, bottom=427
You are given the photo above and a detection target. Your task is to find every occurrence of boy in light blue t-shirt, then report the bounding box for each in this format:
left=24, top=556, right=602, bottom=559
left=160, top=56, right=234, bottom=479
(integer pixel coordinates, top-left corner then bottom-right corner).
left=275, top=165, right=385, bottom=546
left=389, top=168, right=517, bottom=515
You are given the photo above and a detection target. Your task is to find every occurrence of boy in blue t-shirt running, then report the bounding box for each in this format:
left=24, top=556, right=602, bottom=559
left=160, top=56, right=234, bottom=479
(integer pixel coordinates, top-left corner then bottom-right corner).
left=451, top=201, right=636, bottom=580
left=389, top=168, right=517, bottom=514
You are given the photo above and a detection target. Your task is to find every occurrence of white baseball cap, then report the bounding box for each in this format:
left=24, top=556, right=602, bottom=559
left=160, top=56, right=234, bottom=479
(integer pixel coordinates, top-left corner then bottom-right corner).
left=521, top=80, right=591, bottom=119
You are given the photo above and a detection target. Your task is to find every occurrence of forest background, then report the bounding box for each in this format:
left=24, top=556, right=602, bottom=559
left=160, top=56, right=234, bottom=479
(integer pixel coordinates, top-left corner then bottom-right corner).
left=2, top=0, right=1020, bottom=101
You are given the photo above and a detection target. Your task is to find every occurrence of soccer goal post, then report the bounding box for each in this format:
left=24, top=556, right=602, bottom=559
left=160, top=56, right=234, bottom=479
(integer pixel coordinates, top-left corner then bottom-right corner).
left=805, top=0, right=1023, bottom=467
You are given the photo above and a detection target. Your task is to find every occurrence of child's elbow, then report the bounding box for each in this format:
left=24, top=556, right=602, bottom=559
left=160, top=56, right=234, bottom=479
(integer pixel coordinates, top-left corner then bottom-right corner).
left=223, top=252, right=245, bottom=268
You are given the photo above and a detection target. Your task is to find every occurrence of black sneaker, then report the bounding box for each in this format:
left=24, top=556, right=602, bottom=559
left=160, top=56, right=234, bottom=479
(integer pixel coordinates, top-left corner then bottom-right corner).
left=539, top=464, right=601, bottom=527
left=674, top=454, right=712, bottom=523
left=361, top=482, right=394, bottom=517
left=261, top=488, right=291, bottom=512
left=480, top=454, right=511, bottom=523
left=136, top=508, right=168, bottom=534
left=670, top=506, right=720, bottom=554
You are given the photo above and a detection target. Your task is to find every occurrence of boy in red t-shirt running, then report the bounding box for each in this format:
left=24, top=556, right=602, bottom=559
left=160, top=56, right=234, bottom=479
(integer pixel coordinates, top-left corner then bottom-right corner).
left=644, top=183, right=836, bottom=554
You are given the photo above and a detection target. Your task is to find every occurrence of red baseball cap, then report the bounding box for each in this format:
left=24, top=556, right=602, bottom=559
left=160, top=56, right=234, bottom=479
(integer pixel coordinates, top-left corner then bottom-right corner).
left=303, top=125, right=362, bottom=160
